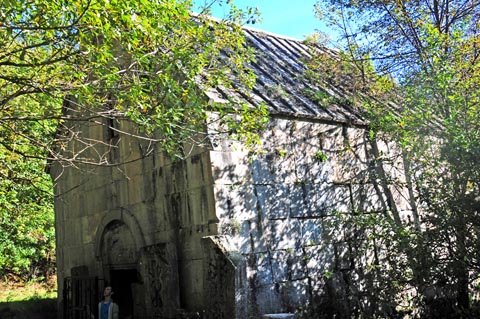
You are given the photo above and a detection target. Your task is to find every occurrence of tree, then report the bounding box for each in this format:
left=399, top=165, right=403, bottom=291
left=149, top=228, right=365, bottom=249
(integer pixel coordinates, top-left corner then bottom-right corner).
left=0, top=152, right=55, bottom=280
left=313, top=0, right=480, bottom=315
left=0, top=0, right=265, bottom=279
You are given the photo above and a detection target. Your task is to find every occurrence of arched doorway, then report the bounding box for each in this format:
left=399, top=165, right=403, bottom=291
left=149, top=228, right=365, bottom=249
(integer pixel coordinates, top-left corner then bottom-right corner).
left=94, top=210, right=179, bottom=318
left=100, top=219, right=140, bottom=319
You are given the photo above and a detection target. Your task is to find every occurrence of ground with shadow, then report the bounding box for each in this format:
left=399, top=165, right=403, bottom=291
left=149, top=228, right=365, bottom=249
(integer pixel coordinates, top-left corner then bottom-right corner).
left=0, top=278, right=57, bottom=319
left=0, top=298, right=57, bottom=319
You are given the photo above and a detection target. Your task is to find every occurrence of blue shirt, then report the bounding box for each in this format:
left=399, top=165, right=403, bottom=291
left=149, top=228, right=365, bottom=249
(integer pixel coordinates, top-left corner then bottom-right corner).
left=100, top=301, right=111, bottom=319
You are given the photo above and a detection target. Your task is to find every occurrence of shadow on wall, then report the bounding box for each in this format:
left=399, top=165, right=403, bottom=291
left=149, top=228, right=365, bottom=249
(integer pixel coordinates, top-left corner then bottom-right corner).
left=211, top=120, right=423, bottom=317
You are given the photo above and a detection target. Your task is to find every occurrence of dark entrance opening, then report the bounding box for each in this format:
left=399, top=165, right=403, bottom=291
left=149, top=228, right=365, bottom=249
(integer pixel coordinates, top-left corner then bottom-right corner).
left=110, top=269, right=138, bottom=319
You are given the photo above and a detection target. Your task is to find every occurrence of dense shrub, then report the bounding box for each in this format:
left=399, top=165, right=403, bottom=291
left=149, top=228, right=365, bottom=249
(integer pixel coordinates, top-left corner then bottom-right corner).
left=0, top=154, right=55, bottom=281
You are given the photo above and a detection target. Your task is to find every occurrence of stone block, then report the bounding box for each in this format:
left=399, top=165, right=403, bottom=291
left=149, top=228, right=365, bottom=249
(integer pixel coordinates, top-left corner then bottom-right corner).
left=382, top=157, right=407, bottom=184
left=210, top=150, right=251, bottom=185
left=259, top=122, right=275, bottom=142
left=79, top=187, right=110, bottom=216
left=65, top=243, right=89, bottom=269
left=299, top=219, right=323, bottom=246
left=139, top=243, right=179, bottom=318
left=158, top=164, right=174, bottom=195
left=273, top=152, right=297, bottom=184
left=345, top=127, right=367, bottom=149
left=185, top=153, right=210, bottom=189
left=304, top=244, right=335, bottom=278
left=292, top=151, right=311, bottom=182
left=262, top=314, right=295, bottom=319
left=270, top=250, right=289, bottom=282
left=291, top=120, right=315, bottom=139
left=289, top=184, right=309, bottom=217
left=141, top=171, right=156, bottom=203
left=269, top=119, right=294, bottom=146
left=373, top=138, right=407, bottom=182
left=306, top=156, right=334, bottom=184
left=66, top=191, right=82, bottom=219
left=202, top=236, right=247, bottom=319
left=318, top=126, right=344, bottom=152
left=330, top=148, right=370, bottom=184
left=252, top=283, right=282, bottom=315
left=164, top=161, right=187, bottom=194
left=123, top=152, right=144, bottom=179
left=188, top=188, right=209, bottom=225
left=290, top=183, right=352, bottom=217
left=247, top=251, right=273, bottom=286
left=218, top=218, right=255, bottom=254
left=351, top=184, right=387, bottom=213
left=265, top=218, right=301, bottom=250
left=279, top=279, right=310, bottom=307
left=250, top=151, right=297, bottom=184
left=250, top=155, right=273, bottom=184
left=214, top=184, right=257, bottom=221
left=168, top=192, right=188, bottom=227
left=179, top=229, right=205, bottom=260
left=270, top=250, right=307, bottom=282
left=64, top=216, right=83, bottom=248
left=179, top=258, right=205, bottom=309
left=126, top=174, right=145, bottom=205
left=291, top=130, right=334, bottom=184
left=255, top=185, right=291, bottom=220
left=81, top=214, right=101, bottom=245
left=321, top=214, right=348, bottom=242
left=248, top=220, right=269, bottom=253
left=320, top=183, right=352, bottom=215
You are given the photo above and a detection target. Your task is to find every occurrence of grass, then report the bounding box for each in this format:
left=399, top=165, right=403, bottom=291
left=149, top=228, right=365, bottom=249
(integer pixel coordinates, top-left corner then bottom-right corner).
left=0, top=277, right=57, bottom=319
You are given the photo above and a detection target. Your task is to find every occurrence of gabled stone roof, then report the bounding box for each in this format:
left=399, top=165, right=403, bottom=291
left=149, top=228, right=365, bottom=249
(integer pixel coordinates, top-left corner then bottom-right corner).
left=205, top=27, right=369, bottom=126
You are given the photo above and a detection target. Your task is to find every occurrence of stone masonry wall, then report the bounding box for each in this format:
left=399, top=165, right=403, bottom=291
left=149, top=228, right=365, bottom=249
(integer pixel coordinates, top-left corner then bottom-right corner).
left=210, top=116, right=414, bottom=316
left=52, top=111, right=413, bottom=318
left=51, top=117, right=220, bottom=318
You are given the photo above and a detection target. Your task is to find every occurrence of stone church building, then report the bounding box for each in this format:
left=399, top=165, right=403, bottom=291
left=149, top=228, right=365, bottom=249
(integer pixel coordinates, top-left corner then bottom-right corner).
left=51, top=27, right=413, bottom=318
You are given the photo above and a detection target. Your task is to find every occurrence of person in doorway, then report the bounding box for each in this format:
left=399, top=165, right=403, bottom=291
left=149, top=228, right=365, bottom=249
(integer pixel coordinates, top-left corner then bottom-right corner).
left=98, top=286, right=119, bottom=319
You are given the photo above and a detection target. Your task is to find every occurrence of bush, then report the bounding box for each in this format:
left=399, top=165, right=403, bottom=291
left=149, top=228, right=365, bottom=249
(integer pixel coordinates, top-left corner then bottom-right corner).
left=0, top=155, right=55, bottom=281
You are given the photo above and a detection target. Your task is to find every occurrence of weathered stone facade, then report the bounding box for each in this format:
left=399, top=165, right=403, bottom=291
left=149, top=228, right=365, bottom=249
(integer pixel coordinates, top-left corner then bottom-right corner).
left=51, top=28, right=413, bottom=318
left=210, top=116, right=412, bottom=317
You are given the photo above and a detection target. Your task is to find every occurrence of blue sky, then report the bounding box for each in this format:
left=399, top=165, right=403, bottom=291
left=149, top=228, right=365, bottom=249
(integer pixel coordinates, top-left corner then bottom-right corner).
left=192, top=0, right=324, bottom=40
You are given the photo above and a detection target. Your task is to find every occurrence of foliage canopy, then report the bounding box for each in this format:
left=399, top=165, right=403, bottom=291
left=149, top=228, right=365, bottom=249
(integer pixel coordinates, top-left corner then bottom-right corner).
left=0, top=0, right=264, bottom=279
left=312, top=0, right=480, bottom=316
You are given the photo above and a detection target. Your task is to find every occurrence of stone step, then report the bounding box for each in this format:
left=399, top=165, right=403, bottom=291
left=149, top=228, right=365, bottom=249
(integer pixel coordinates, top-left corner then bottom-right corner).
left=262, top=314, right=295, bottom=319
